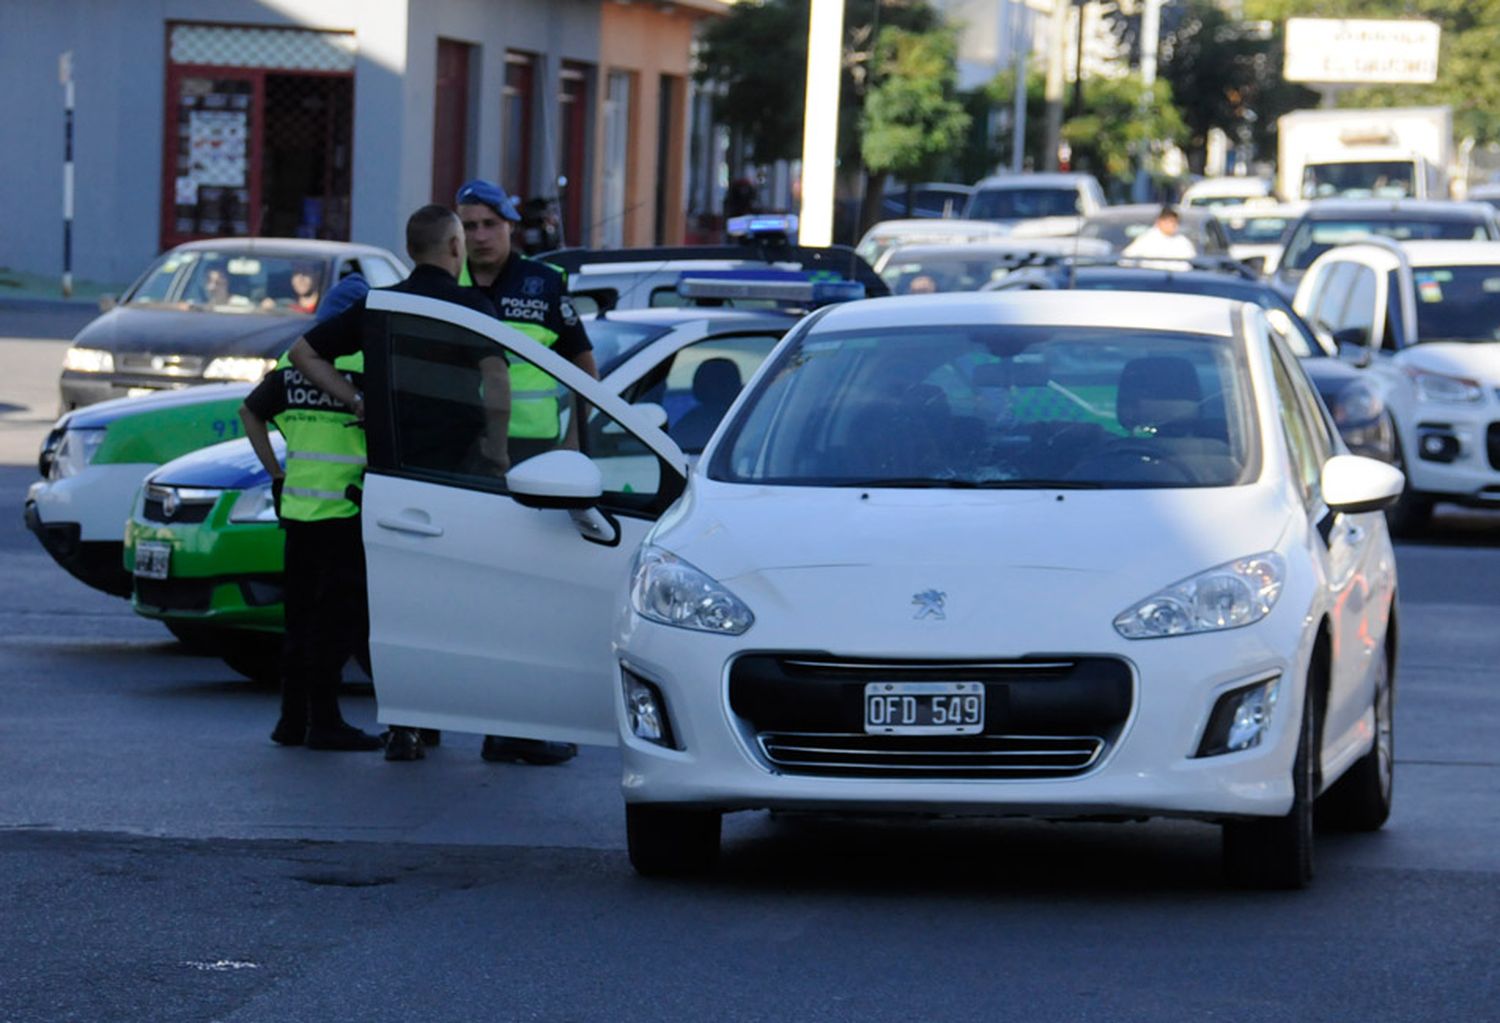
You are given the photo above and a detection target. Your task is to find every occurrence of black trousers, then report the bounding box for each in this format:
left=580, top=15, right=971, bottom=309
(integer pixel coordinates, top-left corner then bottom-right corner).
left=281, top=516, right=367, bottom=726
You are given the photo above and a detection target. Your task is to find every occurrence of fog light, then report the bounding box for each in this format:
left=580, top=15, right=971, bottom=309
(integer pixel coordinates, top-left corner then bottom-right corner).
left=622, top=669, right=677, bottom=749
left=1196, top=677, right=1279, bottom=758
left=1417, top=429, right=1460, bottom=463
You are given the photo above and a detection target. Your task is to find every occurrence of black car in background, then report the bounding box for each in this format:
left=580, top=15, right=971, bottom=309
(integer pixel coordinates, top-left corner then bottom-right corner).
left=1270, top=199, right=1499, bottom=299
left=992, top=260, right=1397, bottom=464
left=58, top=238, right=406, bottom=410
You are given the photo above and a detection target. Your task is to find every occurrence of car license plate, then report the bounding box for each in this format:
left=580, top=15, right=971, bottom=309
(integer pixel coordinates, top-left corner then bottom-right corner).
left=864, top=681, right=985, bottom=735
left=134, top=541, right=171, bottom=580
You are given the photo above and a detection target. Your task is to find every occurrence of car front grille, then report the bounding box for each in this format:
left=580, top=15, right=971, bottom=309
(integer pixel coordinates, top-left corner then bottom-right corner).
left=758, top=732, right=1106, bottom=778
left=141, top=484, right=218, bottom=524
left=1487, top=423, right=1500, bottom=470
left=729, top=654, right=1133, bottom=781
left=134, top=578, right=214, bottom=612
left=116, top=353, right=207, bottom=377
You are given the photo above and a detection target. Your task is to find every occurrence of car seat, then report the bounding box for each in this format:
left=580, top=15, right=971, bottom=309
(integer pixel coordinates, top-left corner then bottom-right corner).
left=669, top=357, right=744, bottom=452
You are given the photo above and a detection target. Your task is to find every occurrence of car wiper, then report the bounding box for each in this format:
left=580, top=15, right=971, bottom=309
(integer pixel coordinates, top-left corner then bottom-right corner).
left=971, top=479, right=1105, bottom=489
left=831, top=477, right=1105, bottom=489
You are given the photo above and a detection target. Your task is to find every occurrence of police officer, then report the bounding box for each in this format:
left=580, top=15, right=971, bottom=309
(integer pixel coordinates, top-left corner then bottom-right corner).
left=453, top=179, right=595, bottom=766
left=243, top=205, right=501, bottom=753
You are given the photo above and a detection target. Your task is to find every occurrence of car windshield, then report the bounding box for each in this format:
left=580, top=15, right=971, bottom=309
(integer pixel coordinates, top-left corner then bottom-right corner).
left=1069, top=277, right=1330, bottom=357
left=1219, top=214, right=1294, bottom=245
left=710, top=324, right=1256, bottom=489
left=127, top=251, right=328, bottom=314
left=967, top=188, right=1081, bottom=220
left=1080, top=216, right=1207, bottom=250
left=1302, top=161, right=1415, bottom=200
left=1282, top=217, right=1490, bottom=271
left=583, top=319, right=673, bottom=375
left=1411, top=265, right=1500, bottom=342
left=880, top=253, right=1034, bottom=294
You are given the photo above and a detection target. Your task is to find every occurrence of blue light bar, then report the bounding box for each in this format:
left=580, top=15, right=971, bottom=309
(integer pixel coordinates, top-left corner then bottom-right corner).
left=675, top=269, right=864, bottom=306
left=726, top=214, right=799, bottom=239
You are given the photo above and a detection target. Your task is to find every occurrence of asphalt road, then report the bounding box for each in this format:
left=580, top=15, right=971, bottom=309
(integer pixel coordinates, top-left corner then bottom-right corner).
left=2, top=306, right=1497, bottom=1020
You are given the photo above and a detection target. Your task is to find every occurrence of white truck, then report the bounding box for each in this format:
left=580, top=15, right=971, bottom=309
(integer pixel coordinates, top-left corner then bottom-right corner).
left=1277, top=105, right=1452, bottom=202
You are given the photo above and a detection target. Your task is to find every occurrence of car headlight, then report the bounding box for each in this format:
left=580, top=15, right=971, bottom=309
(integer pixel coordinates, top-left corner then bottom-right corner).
left=228, top=483, right=278, bottom=523
left=1113, top=552, right=1285, bottom=639
left=48, top=428, right=106, bottom=479
left=629, top=545, right=754, bottom=635
left=1329, top=381, right=1383, bottom=427
left=203, top=356, right=277, bottom=382
left=1407, top=367, right=1483, bottom=404
left=62, top=347, right=114, bottom=373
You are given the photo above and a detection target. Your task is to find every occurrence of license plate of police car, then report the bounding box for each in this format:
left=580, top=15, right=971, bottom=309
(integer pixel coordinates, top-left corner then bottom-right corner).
left=864, top=681, right=984, bottom=735
left=134, top=541, right=171, bottom=580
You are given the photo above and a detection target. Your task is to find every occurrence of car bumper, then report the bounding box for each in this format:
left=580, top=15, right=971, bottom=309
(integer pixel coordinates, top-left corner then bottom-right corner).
left=124, top=498, right=285, bottom=631
left=24, top=500, right=130, bottom=597
left=26, top=466, right=156, bottom=596
left=613, top=619, right=1307, bottom=822
left=1398, top=407, right=1500, bottom=505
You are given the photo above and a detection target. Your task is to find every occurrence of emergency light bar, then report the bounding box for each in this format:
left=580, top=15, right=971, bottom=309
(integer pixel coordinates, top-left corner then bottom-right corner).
left=675, top=269, right=864, bottom=306
left=726, top=214, right=800, bottom=239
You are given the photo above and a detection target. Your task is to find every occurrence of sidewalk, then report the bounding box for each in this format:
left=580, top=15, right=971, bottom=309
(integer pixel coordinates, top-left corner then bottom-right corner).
left=0, top=265, right=121, bottom=311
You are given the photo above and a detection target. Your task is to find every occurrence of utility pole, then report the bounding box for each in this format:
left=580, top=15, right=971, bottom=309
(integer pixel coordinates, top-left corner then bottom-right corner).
left=1131, top=0, right=1162, bottom=202
left=1042, top=0, right=1070, bottom=171
left=1010, top=0, right=1028, bottom=174
left=1071, top=0, right=1087, bottom=120
left=60, top=51, right=75, bottom=298
left=798, top=0, right=846, bottom=246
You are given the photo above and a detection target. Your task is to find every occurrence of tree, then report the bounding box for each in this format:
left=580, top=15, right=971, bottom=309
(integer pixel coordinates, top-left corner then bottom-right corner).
left=1060, top=75, right=1187, bottom=187
left=860, top=27, right=971, bottom=214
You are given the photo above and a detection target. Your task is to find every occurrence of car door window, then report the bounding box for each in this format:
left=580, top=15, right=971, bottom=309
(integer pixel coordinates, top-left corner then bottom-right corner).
left=373, top=310, right=676, bottom=515
left=1268, top=341, right=1327, bottom=505
left=623, top=334, right=782, bottom=453
left=1313, top=262, right=1357, bottom=330
left=1337, top=265, right=1377, bottom=346
left=1384, top=270, right=1406, bottom=349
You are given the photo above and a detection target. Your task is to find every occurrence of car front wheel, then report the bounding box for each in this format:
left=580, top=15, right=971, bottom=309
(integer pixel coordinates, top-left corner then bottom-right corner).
left=626, top=804, right=721, bottom=877
left=1222, top=690, right=1316, bottom=890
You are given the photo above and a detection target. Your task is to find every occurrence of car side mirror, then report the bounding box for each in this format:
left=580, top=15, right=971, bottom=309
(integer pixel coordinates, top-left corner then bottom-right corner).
left=506, top=450, right=602, bottom=510
left=1241, top=255, right=1267, bottom=275
left=1330, top=326, right=1369, bottom=349
left=97, top=294, right=117, bottom=312
left=632, top=402, right=668, bottom=430
left=1321, top=454, right=1405, bottom=514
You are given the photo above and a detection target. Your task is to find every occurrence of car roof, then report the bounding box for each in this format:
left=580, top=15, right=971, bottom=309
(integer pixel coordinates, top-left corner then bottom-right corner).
left=880, top=238, right=1111, bottom=260
left=971, top=173, right=1096, bottom=189
left=1399, top=240, right=1500, bottom=266
left=1299, top=199, right=1494, bottom=220
left=1214, top=201, right=1307, bottom=219
left=1086, top=204, right=1215, bottom=223
left=598, top=308, right=797, bottom=330
left=813, top=290, right=1239, bottom=337
left=169, top=237, right=395, bottom=259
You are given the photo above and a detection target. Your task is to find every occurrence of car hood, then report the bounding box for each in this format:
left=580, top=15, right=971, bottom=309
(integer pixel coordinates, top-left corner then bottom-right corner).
left=655, top=481, right=1291, bottom=589
left=1398, top=341, right=1500, bottom=380
left=148, top=435, right=284, bottom=490
left=72, top=305, right=308, bottom=358
left=62, top=382, right=255, bottom=429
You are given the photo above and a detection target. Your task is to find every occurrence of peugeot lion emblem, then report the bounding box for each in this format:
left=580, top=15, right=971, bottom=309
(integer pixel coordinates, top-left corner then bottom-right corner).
left=912, top=589, right=947, bottom=620
left=161, top=490, right=179, bottom=518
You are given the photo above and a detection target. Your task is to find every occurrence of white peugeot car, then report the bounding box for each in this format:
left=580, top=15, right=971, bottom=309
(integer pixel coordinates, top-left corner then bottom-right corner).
left=359, top=289, right=1403, bottom=889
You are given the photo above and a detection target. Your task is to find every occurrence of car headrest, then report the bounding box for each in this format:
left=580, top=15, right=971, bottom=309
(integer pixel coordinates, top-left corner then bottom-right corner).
left=691, top=357, right=743, bottom=407
left=1116, top=356, right=1201, bottom=432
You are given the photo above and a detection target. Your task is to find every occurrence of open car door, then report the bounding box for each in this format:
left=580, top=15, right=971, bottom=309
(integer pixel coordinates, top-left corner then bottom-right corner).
left=360, top=291, right=688, bottom=745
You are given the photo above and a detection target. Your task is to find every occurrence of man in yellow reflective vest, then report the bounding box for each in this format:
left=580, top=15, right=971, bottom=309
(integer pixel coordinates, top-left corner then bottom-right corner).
left=242, top=205, right=500, bottom=752
left=455, top=179, right=597, bottom=766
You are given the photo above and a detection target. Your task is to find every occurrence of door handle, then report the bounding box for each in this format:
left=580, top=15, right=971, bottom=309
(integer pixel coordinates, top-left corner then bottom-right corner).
left=375, top=513, right=444, bottom=537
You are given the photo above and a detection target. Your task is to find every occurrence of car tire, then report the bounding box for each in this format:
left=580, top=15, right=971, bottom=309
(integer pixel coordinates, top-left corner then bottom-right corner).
left=1318, top=644, right=1394, bottom=832
left=219, top=635, right=283, bottom=686
left=1385, top=433, right=1433, bottom=537
left=626, top=803, right=721, bottom=877
left=164, top=621, right=225, bottom=656
left=1222, top=687, right=1317, bottom=890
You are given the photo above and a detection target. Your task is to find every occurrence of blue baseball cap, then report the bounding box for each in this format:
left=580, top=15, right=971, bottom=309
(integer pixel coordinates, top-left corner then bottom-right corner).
left=455, top=179, right=522, bottom=222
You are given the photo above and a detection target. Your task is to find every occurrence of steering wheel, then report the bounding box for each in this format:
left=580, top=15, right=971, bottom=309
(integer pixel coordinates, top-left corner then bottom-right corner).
left=1096, top=440, right=1197, bottom=483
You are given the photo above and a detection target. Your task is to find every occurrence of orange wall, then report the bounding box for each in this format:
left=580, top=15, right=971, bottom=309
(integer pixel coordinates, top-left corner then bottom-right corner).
left=595, top=0, right=704, bottom=246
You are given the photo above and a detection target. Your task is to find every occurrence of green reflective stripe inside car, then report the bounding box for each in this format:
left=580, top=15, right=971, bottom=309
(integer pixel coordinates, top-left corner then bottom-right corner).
left=124, top=488, right=286, bottom=632
left=94, top=397, right=251, bottom=466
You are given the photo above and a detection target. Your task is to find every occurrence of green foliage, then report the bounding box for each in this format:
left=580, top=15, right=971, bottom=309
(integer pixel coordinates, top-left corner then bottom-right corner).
left=860, top=27, right=971, bottom=180
left=694, top=0, right=808, bottom=164
left=1060, top=76, right=1187, bottom=184
left=976, top=69, right=1050, bottom=176
left=1243, top=0, right=1500, bottom=143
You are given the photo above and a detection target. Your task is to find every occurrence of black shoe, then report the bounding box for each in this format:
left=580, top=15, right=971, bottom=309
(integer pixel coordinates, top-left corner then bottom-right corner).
left=418, top=728, right=442, bottom=747
left=305, top=723, right=383, bottom=751
left=481, top=736, right=578, bottom=765
left=270, top=718, right=306, bottom=746
left=384, top=727, right=426, bottom=762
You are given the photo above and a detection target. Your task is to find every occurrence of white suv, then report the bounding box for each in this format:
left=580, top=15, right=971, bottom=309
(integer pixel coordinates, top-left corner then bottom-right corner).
left=1294, top=237, right=1500, bottom=531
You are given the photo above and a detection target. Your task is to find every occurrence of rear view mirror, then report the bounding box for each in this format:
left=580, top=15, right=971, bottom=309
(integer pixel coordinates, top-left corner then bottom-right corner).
left=97, top=294, right=117, bottom=313
left=973, top=354, right=1049, bottom=389
left=1322, top=454, right=1404, bottom=514
left=1241, top=255, right=1267, bottom=275
left=507, top=450, right=602, bottom=510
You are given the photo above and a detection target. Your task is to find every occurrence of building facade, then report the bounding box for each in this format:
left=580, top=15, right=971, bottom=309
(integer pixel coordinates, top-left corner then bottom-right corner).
left=0, top=0, right=722, bottom=286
